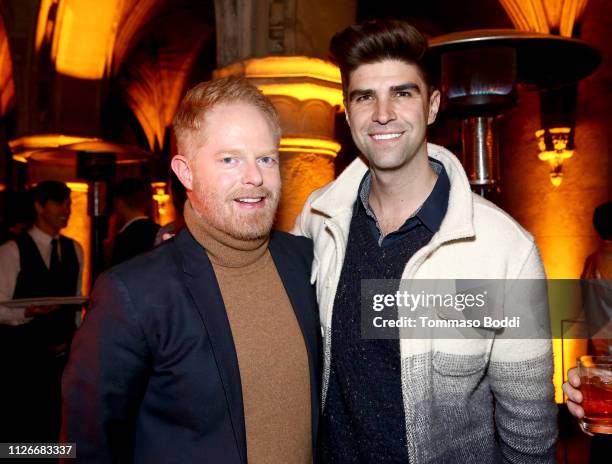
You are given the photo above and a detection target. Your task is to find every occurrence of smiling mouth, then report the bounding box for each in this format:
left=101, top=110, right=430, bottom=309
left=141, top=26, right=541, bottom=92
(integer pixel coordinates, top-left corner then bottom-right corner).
left=234, top=197, right=266, bottom=206
left=370, top=132, right=403, bottom=141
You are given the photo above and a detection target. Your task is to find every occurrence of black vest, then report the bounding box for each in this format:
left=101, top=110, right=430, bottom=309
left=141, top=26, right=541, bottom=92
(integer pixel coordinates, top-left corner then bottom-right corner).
left=4, top=232, right=79, bottom=356
left=13, top=233, right=79, bottom=299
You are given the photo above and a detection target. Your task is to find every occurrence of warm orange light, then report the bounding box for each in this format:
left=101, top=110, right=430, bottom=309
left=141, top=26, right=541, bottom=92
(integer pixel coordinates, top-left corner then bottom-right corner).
left=215, top=56, right=344, bottom=109
left=34, top=0, right=56, bottom=54
left=151, top=181, right=174, bottom=226
left=499, top=0, right=589, bottom=37
left=10, top=134, right=99, bottom=151
left=216, top=56, right=341, bottom=84
left=0, top=14, right=15, bottom=117
left=535, top=127, right=574, bottom=186
left=52, top=0, right=120, bottom=79
left=259, top=83, right=344, bottom=108
left=280, top=137, right=341, bottom=158
left=62, top=182, right=91, bottom=294
left=66, top=181, right=89, bottom=193
left=10, top=134, right=100, bottom=163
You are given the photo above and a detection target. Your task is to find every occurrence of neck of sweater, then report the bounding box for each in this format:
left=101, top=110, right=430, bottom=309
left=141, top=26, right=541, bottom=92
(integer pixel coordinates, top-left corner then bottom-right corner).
left=184, top=200, right=269, bottom=268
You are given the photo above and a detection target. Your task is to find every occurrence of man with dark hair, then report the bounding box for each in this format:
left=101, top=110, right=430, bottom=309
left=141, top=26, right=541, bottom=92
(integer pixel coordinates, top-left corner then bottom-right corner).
left=294, top=19, right=557, bottom=462
left=0, top=180, right=84, bottom=442
left=111, top=177, right=160, bottom=265
left=592, top=201, right=612, bottom=241
left=581, top=201, right=612, bottom=355
left=563, top=200, right=611, bottom=464
left=565, top=200, right=612, bottom=388
left=61, top=77, right=320, bottom=462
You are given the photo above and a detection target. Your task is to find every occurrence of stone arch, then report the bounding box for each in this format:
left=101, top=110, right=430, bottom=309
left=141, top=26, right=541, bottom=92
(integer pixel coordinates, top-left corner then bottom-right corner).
left=0, top=11, right=15, bottom=119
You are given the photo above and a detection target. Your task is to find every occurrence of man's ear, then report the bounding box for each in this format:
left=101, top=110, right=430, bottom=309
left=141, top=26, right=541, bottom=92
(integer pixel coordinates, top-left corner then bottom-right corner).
left=171, top=155, right=193, bottom=191
left=33, top=201, right=43, bottom=216
left=427, top=89, right=441, bottom=125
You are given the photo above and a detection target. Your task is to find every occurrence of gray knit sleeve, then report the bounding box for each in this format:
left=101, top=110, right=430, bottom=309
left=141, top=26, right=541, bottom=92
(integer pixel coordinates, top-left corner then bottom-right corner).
left=488, top=244, right=557, bottom=463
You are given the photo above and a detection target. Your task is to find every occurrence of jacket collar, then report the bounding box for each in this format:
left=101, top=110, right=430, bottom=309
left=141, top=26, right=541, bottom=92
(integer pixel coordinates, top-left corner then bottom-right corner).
left=311, top=143, right=475, bottom=243
left=268, top=235, right=320, bottom=449
left=172, top=228, right=247, bottom=463
left=172, top=228, right=319, bottom=459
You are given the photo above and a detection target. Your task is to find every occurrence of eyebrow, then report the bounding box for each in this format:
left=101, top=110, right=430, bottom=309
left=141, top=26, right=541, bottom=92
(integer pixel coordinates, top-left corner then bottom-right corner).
left=214, top=149, right=279, bottom=158
left=348, top=82, right=422, bottom=102
left=391, top=83, right=421, bottom=94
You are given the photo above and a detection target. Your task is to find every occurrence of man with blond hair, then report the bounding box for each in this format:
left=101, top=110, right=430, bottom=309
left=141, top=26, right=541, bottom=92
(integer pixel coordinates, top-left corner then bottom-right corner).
left=61, top=77, right=320, bottom=463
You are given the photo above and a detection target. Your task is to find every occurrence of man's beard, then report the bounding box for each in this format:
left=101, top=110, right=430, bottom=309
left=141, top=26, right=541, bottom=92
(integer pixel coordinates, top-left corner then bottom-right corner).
left=192, top=179, right=280, bottom=240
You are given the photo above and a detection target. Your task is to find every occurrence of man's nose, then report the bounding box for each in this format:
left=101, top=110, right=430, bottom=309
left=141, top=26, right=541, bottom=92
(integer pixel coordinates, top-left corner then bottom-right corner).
left=241, top=160, right=263, bottom=186
left=373, top=98, right=395, bottom=125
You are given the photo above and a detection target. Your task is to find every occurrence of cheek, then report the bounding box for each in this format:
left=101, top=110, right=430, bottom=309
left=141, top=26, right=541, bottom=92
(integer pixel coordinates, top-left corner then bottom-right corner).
left=263, top=168, right=281, bottom=191
left=44, top=207, right=57, bottom=219
left=347, top=108, right=367, bottom=128
left=198, top=168, right=240, bottom=195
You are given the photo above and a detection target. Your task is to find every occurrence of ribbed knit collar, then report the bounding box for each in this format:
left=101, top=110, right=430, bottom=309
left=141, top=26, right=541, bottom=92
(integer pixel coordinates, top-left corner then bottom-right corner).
left=184, top=200, right=269, bottom=268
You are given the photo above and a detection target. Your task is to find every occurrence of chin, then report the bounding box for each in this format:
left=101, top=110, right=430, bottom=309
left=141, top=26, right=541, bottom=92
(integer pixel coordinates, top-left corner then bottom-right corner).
left=224, top=212, right=276, bottom=240
left=368, top=157, right=406, bottom=172
left=227, top=224, right=273, bottom=240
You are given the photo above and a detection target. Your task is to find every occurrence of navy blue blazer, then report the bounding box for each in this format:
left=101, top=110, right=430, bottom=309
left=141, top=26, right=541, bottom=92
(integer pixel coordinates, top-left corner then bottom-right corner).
left=61, top=228, right=321, bottom=463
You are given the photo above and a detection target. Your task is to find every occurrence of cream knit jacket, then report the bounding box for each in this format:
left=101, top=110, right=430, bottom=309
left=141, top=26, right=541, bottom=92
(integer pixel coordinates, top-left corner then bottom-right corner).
left=293, top=143, right=557, bottom=463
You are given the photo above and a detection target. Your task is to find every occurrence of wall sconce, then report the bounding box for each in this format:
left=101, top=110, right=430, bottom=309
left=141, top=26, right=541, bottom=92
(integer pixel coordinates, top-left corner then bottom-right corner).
left=536, top=84, right=577, bottom=187
left=151, top=181, right=170, bottom=223
left=535, top=127, right=574, bottom=186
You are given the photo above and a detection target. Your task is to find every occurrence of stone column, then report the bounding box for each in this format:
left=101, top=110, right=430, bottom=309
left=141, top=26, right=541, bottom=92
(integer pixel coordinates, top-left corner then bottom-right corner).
left=215, top=56, right=343, bottom=230
left=214, top=0, right=356, bottom=230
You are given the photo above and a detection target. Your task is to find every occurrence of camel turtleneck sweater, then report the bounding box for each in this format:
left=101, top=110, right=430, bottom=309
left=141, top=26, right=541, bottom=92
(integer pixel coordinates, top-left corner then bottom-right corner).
left=184, top=202, right=312, bottom=463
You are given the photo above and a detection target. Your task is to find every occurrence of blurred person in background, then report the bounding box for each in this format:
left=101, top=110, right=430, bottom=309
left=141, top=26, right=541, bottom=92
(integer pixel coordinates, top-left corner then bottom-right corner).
left=581, top=201, right=612, bottom=356
left=0, top=180, right=83, bottom=442
left=111, top=177, right=159, bottom=265
left=564, top=201, right=611, bottom=462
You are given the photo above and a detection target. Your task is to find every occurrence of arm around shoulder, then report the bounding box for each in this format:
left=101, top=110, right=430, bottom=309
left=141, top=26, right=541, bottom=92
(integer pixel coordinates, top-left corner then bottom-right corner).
left=290, top=186, right=328, bottom=239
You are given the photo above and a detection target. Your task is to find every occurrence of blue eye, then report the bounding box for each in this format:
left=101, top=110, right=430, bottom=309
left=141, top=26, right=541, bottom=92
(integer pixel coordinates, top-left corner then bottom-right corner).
left=258, top=156, right=278, bottom=166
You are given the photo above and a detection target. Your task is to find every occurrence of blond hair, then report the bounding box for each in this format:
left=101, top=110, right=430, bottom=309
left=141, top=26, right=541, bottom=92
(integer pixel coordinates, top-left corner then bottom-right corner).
left=172, top=76, right=281, bottom=157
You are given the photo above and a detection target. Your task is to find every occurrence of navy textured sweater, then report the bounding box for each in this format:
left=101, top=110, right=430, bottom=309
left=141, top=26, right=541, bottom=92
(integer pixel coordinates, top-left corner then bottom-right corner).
left=319, top=200, right=436, bottom=462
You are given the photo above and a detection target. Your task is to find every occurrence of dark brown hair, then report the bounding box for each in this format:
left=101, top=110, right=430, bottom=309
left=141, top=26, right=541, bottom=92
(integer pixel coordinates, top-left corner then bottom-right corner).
left=32, top=180, right=71, bottom=205
left=593, top=201, right=612, bottom=240
left=114, top=177, right=151, bottom=212
left=330, top=19, right=434, bottom=97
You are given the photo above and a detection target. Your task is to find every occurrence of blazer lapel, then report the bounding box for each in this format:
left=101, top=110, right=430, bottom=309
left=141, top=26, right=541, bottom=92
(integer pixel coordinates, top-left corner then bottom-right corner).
left=268, top=234, right=320, bottom=447
left=172, top=229, right=247, bottom=464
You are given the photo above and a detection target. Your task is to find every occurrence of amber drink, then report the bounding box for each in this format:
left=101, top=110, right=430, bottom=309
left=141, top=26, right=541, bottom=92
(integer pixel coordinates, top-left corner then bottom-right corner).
left=578, top=355, right=612, bottom=434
